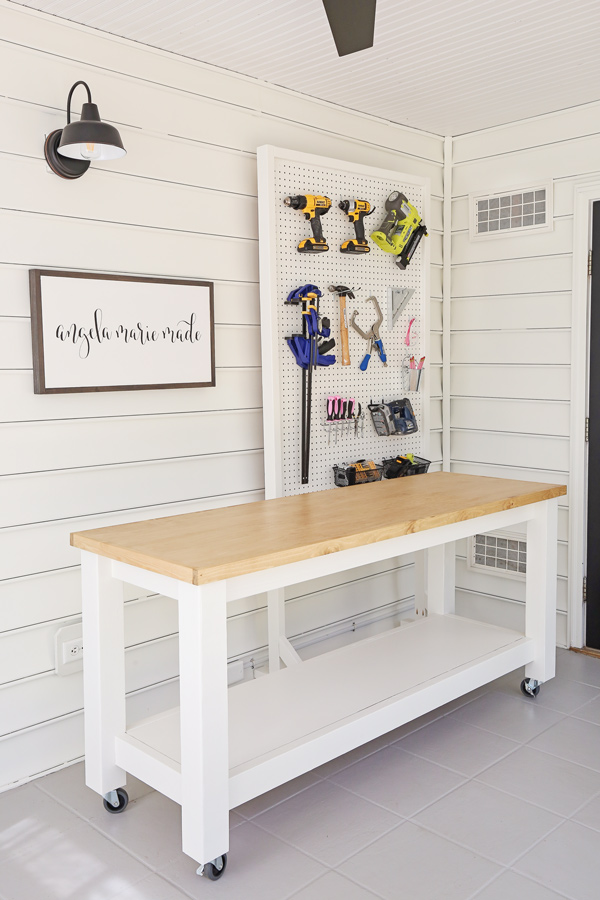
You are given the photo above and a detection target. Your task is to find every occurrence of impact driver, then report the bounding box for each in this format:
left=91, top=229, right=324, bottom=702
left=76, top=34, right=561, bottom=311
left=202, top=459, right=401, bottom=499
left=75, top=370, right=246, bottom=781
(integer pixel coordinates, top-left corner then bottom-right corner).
left=284, top=194, right=331, bottom=252
left=339, top=199, right=375, bottom=254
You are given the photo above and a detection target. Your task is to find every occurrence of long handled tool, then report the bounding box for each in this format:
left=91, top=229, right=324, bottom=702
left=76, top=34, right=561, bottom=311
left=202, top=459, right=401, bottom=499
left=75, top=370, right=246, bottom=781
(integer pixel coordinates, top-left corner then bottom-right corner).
left=328, top=284, right=354, bottom=366
left=285, top=285, right=335, bottom=483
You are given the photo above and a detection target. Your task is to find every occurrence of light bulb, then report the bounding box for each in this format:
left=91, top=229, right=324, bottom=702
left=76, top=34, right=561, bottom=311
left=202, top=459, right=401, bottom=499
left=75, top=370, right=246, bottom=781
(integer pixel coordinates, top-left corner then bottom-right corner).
left=80, top=142, right=102, bottom=160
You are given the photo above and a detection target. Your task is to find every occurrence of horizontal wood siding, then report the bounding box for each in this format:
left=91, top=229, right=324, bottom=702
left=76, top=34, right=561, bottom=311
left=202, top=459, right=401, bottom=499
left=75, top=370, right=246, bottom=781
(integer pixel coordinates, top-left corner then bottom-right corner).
left=0, top=3, right=444, bottom=787
left=449, top=102, right=600, bottom=646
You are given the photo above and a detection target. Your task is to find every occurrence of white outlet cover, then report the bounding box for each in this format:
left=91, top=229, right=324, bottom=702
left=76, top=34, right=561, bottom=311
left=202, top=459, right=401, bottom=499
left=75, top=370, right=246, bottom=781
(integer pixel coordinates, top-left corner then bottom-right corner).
left=55, top=621, right=83, bottom=676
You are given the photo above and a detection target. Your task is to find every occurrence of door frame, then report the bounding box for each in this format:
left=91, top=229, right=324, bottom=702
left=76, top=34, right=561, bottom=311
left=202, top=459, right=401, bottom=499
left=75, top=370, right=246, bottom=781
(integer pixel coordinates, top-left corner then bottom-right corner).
left=569, top=182, right=600, bottom=647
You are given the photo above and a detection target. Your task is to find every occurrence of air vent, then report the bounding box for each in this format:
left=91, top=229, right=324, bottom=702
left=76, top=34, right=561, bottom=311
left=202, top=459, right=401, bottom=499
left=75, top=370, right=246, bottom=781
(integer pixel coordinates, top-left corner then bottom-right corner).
left=470, top=184, right=552, bottom=240
left=468, top=532, right=526, bottom=579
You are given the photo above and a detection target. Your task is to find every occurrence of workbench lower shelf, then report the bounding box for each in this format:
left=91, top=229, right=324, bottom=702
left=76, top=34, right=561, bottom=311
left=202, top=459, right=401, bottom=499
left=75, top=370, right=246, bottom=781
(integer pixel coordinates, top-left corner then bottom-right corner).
left=116, top=614, right=534, bottom=810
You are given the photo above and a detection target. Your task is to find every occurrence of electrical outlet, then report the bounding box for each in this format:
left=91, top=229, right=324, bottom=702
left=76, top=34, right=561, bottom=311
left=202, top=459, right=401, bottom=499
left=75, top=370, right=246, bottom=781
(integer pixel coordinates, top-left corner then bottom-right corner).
left=62, top=637, right=84, bottom=664
left=55, top=622, right=83, bottom=675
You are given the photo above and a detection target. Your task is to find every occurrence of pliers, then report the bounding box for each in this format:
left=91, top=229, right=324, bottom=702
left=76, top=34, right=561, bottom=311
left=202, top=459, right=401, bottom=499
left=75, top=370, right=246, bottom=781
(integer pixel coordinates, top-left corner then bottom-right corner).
left=350, top=296, right=387, bottom=371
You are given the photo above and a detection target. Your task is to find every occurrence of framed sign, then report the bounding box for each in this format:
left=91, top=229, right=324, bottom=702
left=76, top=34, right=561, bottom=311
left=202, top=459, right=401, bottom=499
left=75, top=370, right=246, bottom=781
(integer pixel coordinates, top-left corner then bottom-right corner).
left=29, top=270, right=215, bottom=394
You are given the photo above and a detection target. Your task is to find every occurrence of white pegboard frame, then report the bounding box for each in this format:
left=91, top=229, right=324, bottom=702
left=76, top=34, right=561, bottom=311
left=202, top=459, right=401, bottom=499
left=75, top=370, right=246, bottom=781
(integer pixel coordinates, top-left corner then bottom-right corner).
left=258, top=145, right=430, bottom=500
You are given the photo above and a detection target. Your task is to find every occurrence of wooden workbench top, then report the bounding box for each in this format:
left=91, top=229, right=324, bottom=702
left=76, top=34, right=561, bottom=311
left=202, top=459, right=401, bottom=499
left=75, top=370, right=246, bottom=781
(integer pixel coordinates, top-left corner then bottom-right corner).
left=71, top=472, right=565, bottom=586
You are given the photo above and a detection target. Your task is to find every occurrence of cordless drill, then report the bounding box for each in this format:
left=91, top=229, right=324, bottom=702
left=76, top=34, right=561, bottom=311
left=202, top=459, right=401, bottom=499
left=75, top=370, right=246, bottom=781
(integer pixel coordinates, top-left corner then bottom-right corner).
left=284, top=194, right=331, bottom=252
left=339, top=199, right=374, bottom=254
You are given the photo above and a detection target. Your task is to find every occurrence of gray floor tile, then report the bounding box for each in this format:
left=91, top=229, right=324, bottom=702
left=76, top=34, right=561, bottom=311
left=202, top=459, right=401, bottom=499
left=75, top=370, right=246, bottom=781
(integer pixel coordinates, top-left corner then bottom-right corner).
left=36, top=761, right=153, bottom=821
left=451, top=691, right=563, bottom=743
left=496, top=675, right=600, bottom=714
left=476, top=745, right=600, bottom=816
left=0, top=784, right=82, bottom=865
left=112, top=874, right=190, bottom=899
left=0, top=820, right=149, bottom=900
left=572, top=693, right=600, bottom=725
left=311, top=731, right=403, bottom=778
left=555, top=650, right=600, bottom=687
left=288, top=870, right=382, bottom=900
left=253, top=779, right=400, bottom=867
left=234, top=771, right=321, bottom=819
left=529, top=716, right=600, bottom=771
left=414, top=781, right=562, bottom=866
left=572, top=794, right=600, bottom=832
left=514, top=820, right=600, bottom=900
left=339, top=821, right=501, bottom=900
left=330, top=745, right=466, bottom=817
left=472, top=869, right=570, bottom=900
left=397, top=715, right=519, bottom=776
left=158, top=821, right=325, bottom=900
left=88, top=791, right=184, bottom=870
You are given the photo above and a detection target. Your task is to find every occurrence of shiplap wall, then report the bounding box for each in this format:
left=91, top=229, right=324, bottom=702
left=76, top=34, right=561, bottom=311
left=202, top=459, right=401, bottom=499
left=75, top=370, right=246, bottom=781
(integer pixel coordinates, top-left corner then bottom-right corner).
left=448, top=103, right=600, bottom=647
left=0, top=1, right=444, bottom=789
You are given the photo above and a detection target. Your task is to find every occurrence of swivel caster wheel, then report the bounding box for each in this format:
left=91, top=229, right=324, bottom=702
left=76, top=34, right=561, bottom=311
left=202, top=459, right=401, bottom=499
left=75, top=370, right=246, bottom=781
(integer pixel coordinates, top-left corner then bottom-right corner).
left=520, top=678, right=541, bottom=698
left=199, top=854, right=227, bottom=880
left=102, top=788, right=129, bottom=814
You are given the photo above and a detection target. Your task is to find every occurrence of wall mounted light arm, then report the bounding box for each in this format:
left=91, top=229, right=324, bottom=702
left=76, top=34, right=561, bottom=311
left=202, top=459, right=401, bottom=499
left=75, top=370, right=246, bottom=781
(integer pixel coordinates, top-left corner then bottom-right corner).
left=44, top=80, right=126, bottom=180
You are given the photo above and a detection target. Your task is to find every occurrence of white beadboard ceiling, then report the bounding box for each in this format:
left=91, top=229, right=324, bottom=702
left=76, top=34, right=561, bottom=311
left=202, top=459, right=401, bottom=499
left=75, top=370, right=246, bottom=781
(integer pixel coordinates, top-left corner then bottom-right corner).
left=11, top=0, right=600, bottom=135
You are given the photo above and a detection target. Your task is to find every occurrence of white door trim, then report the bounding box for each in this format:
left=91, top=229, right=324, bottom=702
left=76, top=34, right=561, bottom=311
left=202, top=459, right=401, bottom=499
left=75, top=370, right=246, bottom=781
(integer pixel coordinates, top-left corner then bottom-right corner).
left=569, top=181, right=600, bottom=647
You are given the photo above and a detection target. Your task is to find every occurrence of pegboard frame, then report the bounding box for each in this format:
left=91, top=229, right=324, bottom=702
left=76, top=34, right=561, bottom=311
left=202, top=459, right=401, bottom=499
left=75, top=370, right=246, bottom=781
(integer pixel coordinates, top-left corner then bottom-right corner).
left=258, top=145, right=431, bottom=500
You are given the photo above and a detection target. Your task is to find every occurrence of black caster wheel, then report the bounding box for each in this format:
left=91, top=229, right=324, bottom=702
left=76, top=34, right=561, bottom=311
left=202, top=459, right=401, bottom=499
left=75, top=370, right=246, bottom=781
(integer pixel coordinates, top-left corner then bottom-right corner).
left=202, top=854, right=227, bottom=880
left=103, top=788, right=129, bottom=814
left=520, top=678, right=541, bottom=698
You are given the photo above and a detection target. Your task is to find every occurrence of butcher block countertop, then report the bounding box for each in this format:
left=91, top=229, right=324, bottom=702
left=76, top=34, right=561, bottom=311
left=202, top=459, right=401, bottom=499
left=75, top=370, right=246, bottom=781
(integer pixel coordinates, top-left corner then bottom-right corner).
left=71, top=472, right=566, bottom=586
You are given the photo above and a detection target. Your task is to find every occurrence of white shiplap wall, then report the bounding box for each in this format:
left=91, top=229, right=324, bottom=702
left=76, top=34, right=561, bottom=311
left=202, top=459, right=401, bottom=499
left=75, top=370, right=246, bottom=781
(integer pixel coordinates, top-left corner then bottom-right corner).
left=0, top=1, right=444, bottom=788
left=449, top=103, right=600, bottom=647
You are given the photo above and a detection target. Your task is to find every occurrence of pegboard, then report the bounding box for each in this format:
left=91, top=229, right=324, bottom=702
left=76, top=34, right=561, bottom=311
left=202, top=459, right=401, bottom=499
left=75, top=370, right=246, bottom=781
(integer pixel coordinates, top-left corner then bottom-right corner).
left=258, top=146, right=430, bottom=499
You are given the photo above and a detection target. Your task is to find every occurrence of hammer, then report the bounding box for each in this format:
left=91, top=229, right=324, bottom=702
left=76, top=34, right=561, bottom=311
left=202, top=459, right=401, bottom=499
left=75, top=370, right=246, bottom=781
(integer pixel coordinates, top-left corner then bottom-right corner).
left=328, top=285, right=354, bottom=366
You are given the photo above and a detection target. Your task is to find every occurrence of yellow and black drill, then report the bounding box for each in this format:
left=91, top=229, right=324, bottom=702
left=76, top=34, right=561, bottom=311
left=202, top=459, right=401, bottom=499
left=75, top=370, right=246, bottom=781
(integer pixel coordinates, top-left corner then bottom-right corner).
left=284, top=194, right=331, bottom=252
left=339, top=199, right=375, bottom=254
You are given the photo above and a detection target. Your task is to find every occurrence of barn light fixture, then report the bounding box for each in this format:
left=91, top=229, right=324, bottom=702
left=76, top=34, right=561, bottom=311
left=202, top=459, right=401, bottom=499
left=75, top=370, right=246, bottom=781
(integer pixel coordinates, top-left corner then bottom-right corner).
left=44, top=81, right=126, bottom=180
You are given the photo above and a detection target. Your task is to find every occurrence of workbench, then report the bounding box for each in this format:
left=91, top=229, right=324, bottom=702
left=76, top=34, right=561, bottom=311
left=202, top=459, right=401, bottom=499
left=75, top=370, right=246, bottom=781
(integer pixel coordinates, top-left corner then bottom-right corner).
left=71, top=472, right=565, bottom=879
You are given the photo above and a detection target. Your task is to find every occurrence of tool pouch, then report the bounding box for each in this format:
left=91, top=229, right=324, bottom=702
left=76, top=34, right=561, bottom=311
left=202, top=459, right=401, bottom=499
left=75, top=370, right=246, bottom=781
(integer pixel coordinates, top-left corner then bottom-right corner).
left=368, top=403, right=395, bottom=436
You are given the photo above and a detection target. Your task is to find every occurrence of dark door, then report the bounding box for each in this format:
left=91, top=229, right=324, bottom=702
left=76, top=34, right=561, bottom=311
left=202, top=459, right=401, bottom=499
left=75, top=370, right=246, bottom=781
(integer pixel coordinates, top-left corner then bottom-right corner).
left=586, top=201, right=600, bottom=648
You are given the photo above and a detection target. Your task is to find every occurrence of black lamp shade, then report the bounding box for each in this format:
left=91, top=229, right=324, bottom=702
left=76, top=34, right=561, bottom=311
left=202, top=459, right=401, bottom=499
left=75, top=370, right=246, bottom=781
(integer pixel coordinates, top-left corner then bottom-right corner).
left=58, top=102, right=126, bottom=161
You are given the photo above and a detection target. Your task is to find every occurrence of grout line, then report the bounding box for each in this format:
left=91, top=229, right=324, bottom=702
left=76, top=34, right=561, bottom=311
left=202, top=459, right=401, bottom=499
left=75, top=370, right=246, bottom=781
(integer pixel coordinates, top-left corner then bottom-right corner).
left=411, top=803, right=567, bottom=871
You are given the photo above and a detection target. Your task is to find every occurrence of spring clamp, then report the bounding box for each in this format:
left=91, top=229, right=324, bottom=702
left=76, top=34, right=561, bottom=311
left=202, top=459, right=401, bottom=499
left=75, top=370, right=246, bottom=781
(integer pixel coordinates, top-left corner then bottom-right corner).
left=350, top=296, right=387, bottom=371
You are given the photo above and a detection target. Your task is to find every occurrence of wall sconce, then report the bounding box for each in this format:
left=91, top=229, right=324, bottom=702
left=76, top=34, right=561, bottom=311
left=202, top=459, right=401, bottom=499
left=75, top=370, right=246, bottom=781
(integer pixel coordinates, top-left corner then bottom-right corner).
left=44, top=80, right=126, bottom=180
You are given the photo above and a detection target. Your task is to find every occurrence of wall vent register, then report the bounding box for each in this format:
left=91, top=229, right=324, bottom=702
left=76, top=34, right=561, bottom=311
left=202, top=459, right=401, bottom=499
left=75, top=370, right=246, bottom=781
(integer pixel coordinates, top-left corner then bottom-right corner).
left=470, top=184, right=552, bottom=239
left=468, top=532, right=527, bottom=578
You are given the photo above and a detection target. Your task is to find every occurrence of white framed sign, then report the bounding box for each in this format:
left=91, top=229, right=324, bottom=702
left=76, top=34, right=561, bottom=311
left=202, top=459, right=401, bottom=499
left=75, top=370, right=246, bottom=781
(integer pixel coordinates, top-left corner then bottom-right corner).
left=29, top=270, right=215, bottom=394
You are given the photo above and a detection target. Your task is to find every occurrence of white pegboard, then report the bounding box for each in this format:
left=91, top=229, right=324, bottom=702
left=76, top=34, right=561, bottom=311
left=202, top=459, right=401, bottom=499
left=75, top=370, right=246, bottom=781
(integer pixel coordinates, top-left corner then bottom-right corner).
left=258, top=146, right=430, bottom=499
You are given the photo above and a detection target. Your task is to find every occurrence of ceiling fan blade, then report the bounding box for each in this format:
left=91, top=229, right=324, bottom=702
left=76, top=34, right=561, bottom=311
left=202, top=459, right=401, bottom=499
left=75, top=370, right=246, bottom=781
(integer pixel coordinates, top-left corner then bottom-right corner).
left=322, top=0, right=376, bottom=57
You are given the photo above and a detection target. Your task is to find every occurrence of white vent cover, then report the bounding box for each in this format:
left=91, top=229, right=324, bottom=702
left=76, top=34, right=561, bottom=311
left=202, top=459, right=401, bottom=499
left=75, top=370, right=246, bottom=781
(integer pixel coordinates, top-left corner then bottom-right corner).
left=470, top=183, right=552, bottom=240
left=468, top=532, right=526, bottom=579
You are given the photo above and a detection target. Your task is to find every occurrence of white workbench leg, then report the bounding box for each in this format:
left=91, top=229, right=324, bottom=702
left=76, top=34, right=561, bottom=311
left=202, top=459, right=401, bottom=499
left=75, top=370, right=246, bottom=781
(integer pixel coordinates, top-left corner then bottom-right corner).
left=81, top=551, right=127, bottom=797
left=414, top=550, right=427, bottom=617
left=426, top=542, right=456, bottom=615
left=178, top=581, right=229, bottom=872
left=525, top=498, right=558, bottom=684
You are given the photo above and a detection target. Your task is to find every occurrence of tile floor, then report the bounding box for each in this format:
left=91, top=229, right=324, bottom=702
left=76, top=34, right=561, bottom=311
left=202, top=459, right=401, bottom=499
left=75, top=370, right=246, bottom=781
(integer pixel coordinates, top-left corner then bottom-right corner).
left=2, top=648, right=600, bottom=899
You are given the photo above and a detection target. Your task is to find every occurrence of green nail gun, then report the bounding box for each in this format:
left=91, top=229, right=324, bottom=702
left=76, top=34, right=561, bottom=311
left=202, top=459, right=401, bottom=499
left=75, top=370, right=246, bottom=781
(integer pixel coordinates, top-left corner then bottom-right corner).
left=370, top=191, right=428, bottom=269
